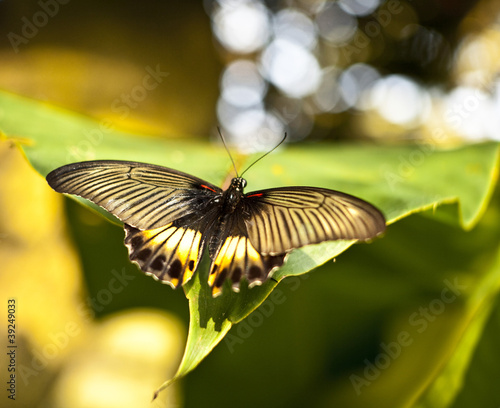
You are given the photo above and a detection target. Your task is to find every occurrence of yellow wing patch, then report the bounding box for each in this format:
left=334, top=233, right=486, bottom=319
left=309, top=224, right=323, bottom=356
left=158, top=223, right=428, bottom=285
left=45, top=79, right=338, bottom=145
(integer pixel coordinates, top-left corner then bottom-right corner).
left=208, top=235, right=285, bottom=297
left=124, top=223, right=203, bottom=288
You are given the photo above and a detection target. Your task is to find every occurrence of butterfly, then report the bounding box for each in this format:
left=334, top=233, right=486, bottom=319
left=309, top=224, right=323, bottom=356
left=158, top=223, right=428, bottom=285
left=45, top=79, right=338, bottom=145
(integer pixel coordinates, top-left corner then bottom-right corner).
left=46, top=147, right=385, bottom=297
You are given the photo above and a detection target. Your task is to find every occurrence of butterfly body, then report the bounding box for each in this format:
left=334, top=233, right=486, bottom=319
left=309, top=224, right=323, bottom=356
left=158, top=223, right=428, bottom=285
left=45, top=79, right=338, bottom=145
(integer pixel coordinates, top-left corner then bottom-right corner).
left=206, top=177, right=245, bottom=255
left=47, top=160, right=385, bottom=296
left=221, top=177, right=247, bottom=209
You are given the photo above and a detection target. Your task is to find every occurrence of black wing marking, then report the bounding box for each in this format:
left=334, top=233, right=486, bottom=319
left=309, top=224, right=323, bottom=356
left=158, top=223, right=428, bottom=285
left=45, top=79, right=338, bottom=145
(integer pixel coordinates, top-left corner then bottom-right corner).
left=124, top=222, right=205, bottom=288
left=242, top=187, right=386, bottom=255
left=207, top=212, right=285, bottom=297
left=46, top=160, right=222, bottom=230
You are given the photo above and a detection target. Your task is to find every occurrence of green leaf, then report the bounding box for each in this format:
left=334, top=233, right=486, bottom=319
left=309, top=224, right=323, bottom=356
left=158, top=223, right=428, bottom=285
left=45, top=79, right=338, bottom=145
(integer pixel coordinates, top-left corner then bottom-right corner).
left=1, top=90, right=499, bottom=396
left=450, top=253, right=500, bottom=408
left=412, top=247, right=500, bottom=408
left=309, top=197, right=500, bottom=408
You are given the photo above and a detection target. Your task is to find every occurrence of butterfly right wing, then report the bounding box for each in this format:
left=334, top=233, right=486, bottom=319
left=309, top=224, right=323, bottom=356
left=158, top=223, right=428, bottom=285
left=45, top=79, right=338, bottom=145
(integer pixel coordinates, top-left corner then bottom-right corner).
left=206, top=212, right=285, bottom=297
left=46, top=160, right=222, bottom=230
left=242, top=186, right=386, bottom=256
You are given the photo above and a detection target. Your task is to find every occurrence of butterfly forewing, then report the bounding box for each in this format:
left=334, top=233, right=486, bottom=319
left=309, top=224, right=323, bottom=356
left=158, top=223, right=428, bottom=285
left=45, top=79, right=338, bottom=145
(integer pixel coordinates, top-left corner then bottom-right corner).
left=46, top=160, right=222, bottom=230
left=242, top=187, right=386, bottom=255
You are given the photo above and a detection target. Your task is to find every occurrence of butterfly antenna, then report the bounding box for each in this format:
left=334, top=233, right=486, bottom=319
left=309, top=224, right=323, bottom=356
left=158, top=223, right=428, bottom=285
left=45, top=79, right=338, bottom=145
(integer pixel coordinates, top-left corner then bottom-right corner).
left=239, top=133, right=287, bottom=178
left=217, top=126, right=239, bottom=177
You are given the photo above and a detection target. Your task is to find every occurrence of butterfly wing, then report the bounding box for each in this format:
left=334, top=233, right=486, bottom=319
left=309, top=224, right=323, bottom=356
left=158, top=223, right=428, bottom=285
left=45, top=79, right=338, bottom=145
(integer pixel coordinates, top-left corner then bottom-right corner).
left=47, top=160, right=223, bottom=288
left=46, top=160, right=222, bottom=230
left=124, top=214, right=218, bottom=289
left=47, top=162, right=386, bottom=295
left=206, top=211, right=285, bottom=297
left=242, top=187, right=386, bottom=256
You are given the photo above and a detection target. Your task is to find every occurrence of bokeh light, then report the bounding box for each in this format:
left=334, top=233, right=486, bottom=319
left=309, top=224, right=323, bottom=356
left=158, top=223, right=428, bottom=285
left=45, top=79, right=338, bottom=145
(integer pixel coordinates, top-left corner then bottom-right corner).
left=273, top=8, right=317, bottom=49
left=313, top=66, right=344, bottom=113
left=339, top=0, right=381, bottom=17
left=369, top=74, right=430, bottom=126
left=208, top=0, right=500, bottom=148
left=444, top=85, right=500, bottom=141
left=316, top=2, right=358, bottom=44
left=52, top=310, right=183, bottom=408
left=212, top=0, right=271, bottom=54
left=220, top=59, right=267, bottom=108
left=216, top=99, right=285, bottom=152
left=260, top=38, right=321, bottom=97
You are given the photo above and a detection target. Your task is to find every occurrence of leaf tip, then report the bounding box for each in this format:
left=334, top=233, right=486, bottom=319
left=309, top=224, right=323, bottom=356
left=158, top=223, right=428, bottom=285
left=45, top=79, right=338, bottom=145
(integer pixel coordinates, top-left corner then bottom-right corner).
left=151, top=390, right=159, bottom=402
left=152, top=378, right=176, bottom=401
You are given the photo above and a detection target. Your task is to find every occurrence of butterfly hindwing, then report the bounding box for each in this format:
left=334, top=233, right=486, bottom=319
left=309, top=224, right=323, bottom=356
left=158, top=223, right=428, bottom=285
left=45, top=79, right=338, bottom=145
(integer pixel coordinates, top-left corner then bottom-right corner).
left=124, top=223, right=205, bottom=288
left=242, top=187, right=386, bottom=255
left=208, top=235, right=285, bottom=296
left=207, top=212, right=285, bottom=296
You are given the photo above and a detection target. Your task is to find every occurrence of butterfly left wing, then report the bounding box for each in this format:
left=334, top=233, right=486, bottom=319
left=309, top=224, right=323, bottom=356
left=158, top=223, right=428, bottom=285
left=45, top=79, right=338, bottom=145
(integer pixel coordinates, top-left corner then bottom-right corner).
left=124, top=216, right=216, bottom=289
left=46, top=160, right=222, bottom=230
left=47, top=160, right=223, bottom=288
left=241, top=187, right=386, bottom=256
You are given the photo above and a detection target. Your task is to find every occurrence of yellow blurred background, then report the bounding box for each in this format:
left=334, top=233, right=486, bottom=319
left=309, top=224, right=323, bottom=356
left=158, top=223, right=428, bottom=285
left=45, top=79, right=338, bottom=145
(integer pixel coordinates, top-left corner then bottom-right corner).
left=0, top=142, right=185, bottom=407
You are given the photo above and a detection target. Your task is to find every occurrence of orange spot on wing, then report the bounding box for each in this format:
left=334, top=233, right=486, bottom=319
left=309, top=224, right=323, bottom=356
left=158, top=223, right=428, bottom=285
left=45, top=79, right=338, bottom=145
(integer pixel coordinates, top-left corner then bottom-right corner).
left=201, top=184, right=217, bottom=193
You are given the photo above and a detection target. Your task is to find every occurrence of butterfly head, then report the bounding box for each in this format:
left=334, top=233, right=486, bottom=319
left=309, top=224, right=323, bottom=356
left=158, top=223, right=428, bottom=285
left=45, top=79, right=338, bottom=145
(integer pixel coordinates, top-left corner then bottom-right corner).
left=223, top=177, right=247, bottom=211
left=230, top=177, right=247, bottom=192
